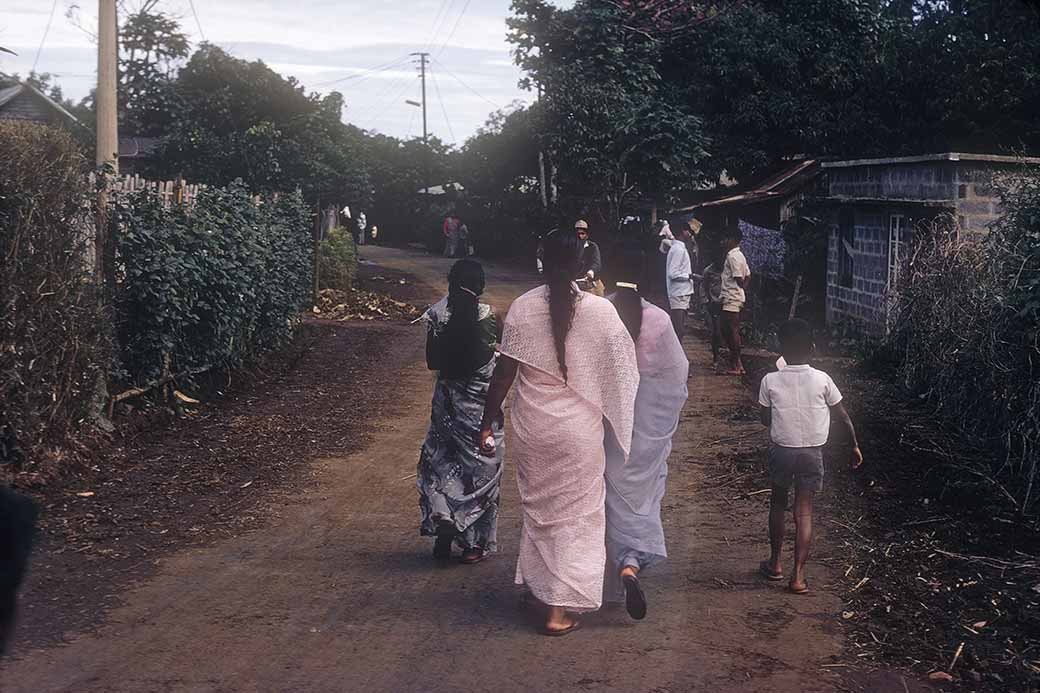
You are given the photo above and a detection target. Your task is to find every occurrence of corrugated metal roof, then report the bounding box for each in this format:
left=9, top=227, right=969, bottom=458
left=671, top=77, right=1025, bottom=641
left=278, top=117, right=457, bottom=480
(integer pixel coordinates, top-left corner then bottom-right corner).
left=673, top=160, right=819, bottom=212
left=823, top=152, right=1040, bottom=168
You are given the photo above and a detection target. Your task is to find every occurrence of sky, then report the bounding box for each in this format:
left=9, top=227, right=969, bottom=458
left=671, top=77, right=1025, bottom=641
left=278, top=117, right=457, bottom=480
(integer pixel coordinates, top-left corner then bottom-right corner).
left=0, top=0, right=575, bottom=144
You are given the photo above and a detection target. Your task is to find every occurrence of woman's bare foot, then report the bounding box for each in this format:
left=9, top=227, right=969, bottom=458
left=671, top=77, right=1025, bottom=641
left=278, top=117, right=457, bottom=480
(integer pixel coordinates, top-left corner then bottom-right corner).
left=541, top=606, right=581, bottom=636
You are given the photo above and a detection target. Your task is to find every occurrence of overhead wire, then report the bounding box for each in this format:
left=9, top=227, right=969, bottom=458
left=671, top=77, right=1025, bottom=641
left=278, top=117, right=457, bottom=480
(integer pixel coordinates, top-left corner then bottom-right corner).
left=186, top=0, right=207, bottom=42
left=312, top=55, right=411, bottom=87
left=353, top=69, right=419, bottom=131
left=429, top=63, right=456, bottom=144
left=346, top=55, right=420, bottom=123
left=431, top=56, right=502, bottom=110
left=31, top=0, right=60, bottom=74
left=422, top=0, right=454, bottom=53
left=433, top=0, right=472, bottom=60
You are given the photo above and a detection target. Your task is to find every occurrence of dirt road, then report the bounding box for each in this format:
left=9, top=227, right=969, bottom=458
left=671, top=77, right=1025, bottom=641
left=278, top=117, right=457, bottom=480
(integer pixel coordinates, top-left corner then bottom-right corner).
left=3, top=247, right=862, bottom=692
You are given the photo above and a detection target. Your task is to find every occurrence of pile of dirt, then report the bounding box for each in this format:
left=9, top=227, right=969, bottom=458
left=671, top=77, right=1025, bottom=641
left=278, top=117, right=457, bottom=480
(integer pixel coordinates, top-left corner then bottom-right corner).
left=313, top=287, right=420, bottom=322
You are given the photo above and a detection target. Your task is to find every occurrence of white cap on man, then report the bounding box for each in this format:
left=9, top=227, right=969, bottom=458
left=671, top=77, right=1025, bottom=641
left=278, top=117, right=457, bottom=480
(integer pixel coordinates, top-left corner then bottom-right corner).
left=574, top=219, right=589, bottom=230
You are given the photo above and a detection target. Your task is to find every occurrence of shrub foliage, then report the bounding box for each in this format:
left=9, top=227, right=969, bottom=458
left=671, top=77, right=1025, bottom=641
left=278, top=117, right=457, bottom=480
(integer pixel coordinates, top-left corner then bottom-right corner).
left=1, top=122, right=314, bottom=472
left=890, top=170, right=1040, bottom=514
left=318, top=226, right=356, bottom=291
left=113, top=184, right=312, bottom=384
left=0, top=122, right=107, bottom=467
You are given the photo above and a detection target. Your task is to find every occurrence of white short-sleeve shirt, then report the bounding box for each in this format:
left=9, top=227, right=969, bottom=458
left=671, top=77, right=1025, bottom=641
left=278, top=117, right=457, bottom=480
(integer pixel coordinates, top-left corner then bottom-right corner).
left=758, top=364, right=843, bottom=448
left=721, top=247, right=751, bottom=304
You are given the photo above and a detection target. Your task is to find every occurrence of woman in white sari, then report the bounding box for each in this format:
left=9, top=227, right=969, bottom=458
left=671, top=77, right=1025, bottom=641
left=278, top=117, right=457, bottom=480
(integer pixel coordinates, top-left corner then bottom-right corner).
left=478, top=231, right=638, bottom=636
left=605, top=243, right=689, bottom=620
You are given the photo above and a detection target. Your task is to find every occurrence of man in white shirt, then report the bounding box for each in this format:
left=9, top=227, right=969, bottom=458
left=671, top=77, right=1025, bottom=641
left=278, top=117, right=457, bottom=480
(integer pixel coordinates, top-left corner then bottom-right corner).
left=757, top=319, right=863, bottom=595
left=719, top=226, right=751, bottom=374
left=665, top=226, right=695, bottom=338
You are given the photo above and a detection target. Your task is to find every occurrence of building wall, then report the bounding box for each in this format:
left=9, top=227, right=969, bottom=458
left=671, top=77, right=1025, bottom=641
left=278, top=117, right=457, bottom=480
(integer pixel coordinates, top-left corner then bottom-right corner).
left=825, top=208, right=890, bottom=332
left=952, top=165, right=1004, bottom=239
left=823, top=159, right=1033, bottom=332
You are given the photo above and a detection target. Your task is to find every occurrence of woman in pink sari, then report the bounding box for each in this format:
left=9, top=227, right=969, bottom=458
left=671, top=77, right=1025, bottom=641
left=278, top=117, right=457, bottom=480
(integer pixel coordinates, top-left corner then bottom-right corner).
left=478, top=231, right=639, bottom=636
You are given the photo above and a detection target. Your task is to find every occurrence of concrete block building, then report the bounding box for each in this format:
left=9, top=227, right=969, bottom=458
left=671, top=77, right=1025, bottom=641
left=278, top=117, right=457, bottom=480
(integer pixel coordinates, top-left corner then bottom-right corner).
left=821, top=153, right=1040, bottom=333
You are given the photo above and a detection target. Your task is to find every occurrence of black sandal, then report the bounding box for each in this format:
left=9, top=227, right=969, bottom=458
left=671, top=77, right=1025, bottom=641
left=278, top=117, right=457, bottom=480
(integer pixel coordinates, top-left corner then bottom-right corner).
left=622, top=574, right=647, bottom=620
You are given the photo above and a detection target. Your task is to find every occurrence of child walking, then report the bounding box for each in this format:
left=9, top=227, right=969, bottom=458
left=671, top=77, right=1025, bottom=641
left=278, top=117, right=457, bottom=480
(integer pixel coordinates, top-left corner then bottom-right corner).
left=757, top=319, right=863, bottom=594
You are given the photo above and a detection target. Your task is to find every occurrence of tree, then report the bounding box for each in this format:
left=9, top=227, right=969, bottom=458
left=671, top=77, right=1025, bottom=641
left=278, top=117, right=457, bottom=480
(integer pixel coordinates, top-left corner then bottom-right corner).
left=149, top=45, right=370, bottom=207
left=509, top=0, right=708, bottom=225
left=119, top=2, right=190, bottom=135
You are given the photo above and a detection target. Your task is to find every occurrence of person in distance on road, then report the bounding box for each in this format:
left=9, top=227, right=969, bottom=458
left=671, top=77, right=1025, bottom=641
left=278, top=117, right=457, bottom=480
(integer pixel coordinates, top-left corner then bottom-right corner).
left=417, top=259, right=503, bottom=565
left=574, top=219, right=605, bottom=296
left=603, top=243, right=688, bottom=620
left=758, top=319, right=863, bottom=594
left=477, top=230, right=638, bottom=636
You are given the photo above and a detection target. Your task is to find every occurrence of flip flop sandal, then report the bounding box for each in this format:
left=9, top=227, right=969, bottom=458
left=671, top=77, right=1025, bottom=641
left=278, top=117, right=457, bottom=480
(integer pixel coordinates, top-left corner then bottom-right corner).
left=787, top=583, right=810, bottom=595
left=759, top=561, right=784, bottom=581
left=459, top=548, right=485, bottom=564
left=622, top=574, right=648, bottom=620
left=539, top=619, right=582, bottom=637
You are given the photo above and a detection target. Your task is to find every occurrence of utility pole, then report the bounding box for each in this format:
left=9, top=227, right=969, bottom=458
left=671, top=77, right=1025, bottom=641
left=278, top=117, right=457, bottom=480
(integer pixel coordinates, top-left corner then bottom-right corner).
left=411, top=51, right=430, bottom=194
left=92, top=0, right=119, bottom=429
left=95, top=0, right=118, bottom=285
left=97, top=0, right=119, bottom=177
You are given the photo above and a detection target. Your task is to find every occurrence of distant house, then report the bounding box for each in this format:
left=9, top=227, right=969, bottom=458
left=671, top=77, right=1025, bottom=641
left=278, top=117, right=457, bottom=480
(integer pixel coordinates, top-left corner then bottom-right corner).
left=118, top=136, right=161, bottom=175
left=0, top=74, right=82, bottom=129
left=821, top=152, right=1040, bottom=332
left=670, top=159, right=821, bottom=285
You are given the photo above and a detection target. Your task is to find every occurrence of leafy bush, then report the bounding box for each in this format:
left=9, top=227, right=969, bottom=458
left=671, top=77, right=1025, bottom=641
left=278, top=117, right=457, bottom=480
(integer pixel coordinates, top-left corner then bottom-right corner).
left=113, top=183, right=312, bottom=384
left=888, top=169, right=1040, bottom=514
left=0, top=122, right=106, bottom=468
left=318, top=226, right=356, bottom=291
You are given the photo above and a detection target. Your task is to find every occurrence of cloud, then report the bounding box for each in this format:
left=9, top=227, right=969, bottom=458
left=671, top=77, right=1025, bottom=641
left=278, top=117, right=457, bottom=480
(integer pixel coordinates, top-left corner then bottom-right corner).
left=0, top=0, right=536, bottom=142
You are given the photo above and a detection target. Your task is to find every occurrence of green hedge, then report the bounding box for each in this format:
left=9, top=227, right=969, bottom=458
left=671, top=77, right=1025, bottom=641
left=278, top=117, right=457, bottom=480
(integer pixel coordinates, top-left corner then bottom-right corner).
left=113, top=183, right=313, bottom=384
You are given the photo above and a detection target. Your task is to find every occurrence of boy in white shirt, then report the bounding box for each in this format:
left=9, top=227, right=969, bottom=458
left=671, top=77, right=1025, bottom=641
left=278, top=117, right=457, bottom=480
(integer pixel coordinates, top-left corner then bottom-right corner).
left=757, top=319, right=863, bottom=594
left=719, top=227, right=751, bottom=374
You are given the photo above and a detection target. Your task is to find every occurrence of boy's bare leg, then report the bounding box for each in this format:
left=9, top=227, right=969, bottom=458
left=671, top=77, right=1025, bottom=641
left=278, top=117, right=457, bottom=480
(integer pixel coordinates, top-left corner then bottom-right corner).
left=791, top=488, right=814, bottom=592
left=767, top=487, right=787, bottom=576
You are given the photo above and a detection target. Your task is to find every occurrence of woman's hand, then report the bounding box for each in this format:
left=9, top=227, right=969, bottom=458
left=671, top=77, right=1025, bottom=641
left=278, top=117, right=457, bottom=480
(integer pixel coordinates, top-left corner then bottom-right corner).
left=851, top=446, right=864, bottom=470
left=477, top=424, right=496, bottom=457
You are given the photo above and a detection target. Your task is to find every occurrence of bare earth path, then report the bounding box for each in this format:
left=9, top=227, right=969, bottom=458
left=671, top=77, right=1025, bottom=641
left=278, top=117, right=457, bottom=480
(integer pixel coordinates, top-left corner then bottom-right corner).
left=2, top=246, right=855, bottom=692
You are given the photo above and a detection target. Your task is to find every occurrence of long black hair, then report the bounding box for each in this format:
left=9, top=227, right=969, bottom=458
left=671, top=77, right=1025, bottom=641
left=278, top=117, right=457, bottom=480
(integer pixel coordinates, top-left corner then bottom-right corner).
left=542, top=230, right=581, bottom=382
left=607, top=240, right=645, bottom=341
left=439, top=258, right=487, bottom=379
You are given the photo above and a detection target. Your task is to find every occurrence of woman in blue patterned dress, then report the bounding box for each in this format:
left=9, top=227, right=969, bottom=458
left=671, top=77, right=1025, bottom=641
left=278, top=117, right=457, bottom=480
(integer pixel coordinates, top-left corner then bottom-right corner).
left=417, top=259, right=504, bottom=564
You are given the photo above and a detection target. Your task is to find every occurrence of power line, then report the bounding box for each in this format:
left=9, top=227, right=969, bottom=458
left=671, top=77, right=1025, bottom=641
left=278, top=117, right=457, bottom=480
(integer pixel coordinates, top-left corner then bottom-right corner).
left=431, top=57, right=501, bottom=110
left=31, top=0, right=60, bottom=74
left=354, top=71, right=418, bottom=129
left=347, top=55, right=421, bottom=123
left=186, top=0, right=207, bottom=42
left=312, top=55, right=411, bottom=87
left=434, top=0, right=472, bottom=60
left=429, top=64, right=456, bottom=144
left=422, top=0, right=454, bottom=53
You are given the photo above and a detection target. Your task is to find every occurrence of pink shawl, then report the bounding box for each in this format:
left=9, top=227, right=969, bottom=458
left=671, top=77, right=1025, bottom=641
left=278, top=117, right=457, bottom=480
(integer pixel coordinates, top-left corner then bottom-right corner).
left=500, top=285, right=639, bottom=458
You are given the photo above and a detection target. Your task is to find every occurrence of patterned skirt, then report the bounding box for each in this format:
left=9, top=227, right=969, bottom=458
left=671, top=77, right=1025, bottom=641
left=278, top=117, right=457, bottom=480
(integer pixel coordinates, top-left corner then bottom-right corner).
left=417, top=359, right=504, bottom=553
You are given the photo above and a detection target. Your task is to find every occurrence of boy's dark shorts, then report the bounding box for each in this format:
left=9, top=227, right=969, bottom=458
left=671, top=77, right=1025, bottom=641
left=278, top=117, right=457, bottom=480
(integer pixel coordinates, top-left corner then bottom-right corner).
left=768, top=446, right=824, bottom=493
